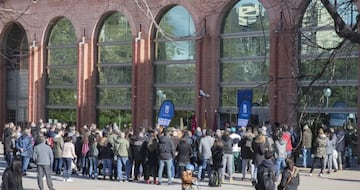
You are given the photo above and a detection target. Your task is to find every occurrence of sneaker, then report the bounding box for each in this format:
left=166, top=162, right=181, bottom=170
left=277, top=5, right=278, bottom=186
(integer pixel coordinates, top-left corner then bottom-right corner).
left=229, top=178, right=234, bottom=183
left=308, top=173, right=312, bottom=176
left=63, top=178, right=66, bottom=182
left=145, top=180, right=151, bottom=184
left=67, top=178, right=73, bottom=182
left=318, top=173, right=323, bottom=177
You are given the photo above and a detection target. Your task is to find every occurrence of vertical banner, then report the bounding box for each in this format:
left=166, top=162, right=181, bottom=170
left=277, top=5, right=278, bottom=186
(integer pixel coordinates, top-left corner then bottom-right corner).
left=158, top=100, right=175, bottom=127
left=237, top=89, right=253, bottom=127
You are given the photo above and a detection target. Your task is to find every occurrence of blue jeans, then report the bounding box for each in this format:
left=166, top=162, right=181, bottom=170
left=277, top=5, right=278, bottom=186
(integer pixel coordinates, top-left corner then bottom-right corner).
left=53, top=158, right=63, bottom=173
left=198, top=158, right=212, bottom=180
left=302, top=148, right=311, bottom=168
left=275, top=158, right=286, bottom=176
left=88, top=157, right=98, bottom=179
left=21, top=156, right=30, bottom=173
left=102, top=159, right=113, bottom=178
left=117, top=157, right=130, bottom=180
left=158, top=159, right=172, bottom=184
left=63, top=158, right=72, bottom=179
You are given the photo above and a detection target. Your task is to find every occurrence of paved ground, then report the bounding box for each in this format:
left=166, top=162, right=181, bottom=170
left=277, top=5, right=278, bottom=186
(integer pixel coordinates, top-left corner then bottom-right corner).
left=0, top=144, right=359, bottom=190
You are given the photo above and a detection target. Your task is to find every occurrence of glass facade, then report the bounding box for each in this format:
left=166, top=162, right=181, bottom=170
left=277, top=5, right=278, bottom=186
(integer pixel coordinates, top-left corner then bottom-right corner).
left=220, top=0, right=270, bottom=126
left=299, top=0, right=358, bottom=127
left=46, top=18, right=77, bottom=124
left=2, top=23, right=29, bottom=123
left=153, top=6, right=196, bottom=126
left=97, top=12, right=132, bottom=128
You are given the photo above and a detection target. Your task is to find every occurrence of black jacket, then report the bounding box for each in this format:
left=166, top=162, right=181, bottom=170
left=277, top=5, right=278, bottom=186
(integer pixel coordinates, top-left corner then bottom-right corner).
left=130, top=136, right=147, bottom=161
left=1, top=168, right=23, bottom=190
left=176, top=139, right=193, bottom=164
left=157, top=135, right=175, bottom=160
left=255, top=159, right=276, bottom=190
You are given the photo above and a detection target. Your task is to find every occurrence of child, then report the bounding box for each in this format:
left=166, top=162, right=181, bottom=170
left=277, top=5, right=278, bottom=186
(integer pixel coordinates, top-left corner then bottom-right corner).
left=182, top=164, right=196, bottom=190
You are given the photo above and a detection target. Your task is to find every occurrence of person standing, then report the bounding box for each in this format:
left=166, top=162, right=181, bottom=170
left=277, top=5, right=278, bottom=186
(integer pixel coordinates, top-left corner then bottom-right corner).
left=324, top=129, right=337, bottom=173
left=198, top=129, right=215, bottom=181
left=309, top=128, right=327, bottom=176
left=33, top=136, right=56, bottom=190
left=62, top=136, right=77, bottom=181
left=221, top=131, right=234, bottom=183
left=239, top=127, right=255, bottom=181
left=4, top=129, right=17, bottom=166
left=274, top=131, right=287, bottom=179
left=53, top=128, right=64, bottom=174
left=114, top=132, right=130, bottom=181
left=1, top=157, right=23, bottom=190
left=16, top=126, right=33, bottom=176
left=229, top=127, right=241, bottom=173
left=302, top=125, right=313, bottom=168
left=157, top=128, right=175, bottom=185
left=336, top=127, right=346, bottom=170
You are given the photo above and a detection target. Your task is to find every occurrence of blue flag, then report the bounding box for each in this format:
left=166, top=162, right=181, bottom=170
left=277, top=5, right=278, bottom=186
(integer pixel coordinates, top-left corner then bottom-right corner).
left=237, top=89, right=253, bottom=127
left=158, top=100, right=175, bottom=127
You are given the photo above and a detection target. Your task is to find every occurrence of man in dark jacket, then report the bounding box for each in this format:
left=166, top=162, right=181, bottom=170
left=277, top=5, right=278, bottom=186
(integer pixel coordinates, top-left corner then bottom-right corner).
left=255, top=150, right=276, bottom=190
left=130, top=131, right=147, bottom=181
left=157, top=128, right=175, bottom=185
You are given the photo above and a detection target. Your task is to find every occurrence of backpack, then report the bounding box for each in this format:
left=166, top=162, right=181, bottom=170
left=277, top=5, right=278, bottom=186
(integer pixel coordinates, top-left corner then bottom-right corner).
left=256, top=166, right=275, bottom=190
left=208, top=170, right=221, bottom=187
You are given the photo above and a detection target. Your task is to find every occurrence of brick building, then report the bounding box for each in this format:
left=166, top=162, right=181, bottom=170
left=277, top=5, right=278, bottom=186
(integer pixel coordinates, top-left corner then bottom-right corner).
left=0, top=0, right=359, bottom=155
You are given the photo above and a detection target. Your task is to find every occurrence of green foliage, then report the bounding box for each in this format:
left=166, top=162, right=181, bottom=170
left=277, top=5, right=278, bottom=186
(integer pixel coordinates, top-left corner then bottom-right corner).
left=98, top=88, right=131, bottom=106
left=46, top=18, right=78, bottom=119
left=49, top=18, right=77, bottom=46
left=98, top=109, right=131, bottom=129
left=48, top=109, right=77, bottom=124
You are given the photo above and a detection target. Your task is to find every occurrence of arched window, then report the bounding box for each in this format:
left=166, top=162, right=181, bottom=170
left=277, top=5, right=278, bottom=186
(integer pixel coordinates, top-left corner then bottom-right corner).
left=2, top=23, right=28, bottom=123
left=46, top=18, right=78, bottom=123
left=299, top=0, right=358, bottom=126
left=153, top=6, right=196, bottom=125
left=220, top=0, right=270, bottom=126
left=96, top=12, right=132, bottom=128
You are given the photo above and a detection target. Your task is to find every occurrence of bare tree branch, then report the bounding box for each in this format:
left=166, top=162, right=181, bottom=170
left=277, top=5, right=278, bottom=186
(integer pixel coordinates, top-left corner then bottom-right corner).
left=320, top=0, right=360, bottom=44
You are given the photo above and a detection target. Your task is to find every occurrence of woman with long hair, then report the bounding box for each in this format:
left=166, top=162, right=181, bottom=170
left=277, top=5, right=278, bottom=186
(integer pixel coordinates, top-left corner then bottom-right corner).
left=1, top=157, right=23, bottom=190
left=309, top=128, right=328, bottom=176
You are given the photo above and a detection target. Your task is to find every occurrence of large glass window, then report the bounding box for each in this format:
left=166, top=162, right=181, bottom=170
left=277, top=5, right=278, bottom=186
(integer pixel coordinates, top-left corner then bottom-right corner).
left=153, top=6, right=196, bottom=126
left=2, top=23, right=29, bottom=123
left=97, top=12, right=132, bottom=128
left=299, top=0, right=358, bottom=127
left=46, top=18, right=77, bottom=124
left=220, top=0, right=270, bottom=126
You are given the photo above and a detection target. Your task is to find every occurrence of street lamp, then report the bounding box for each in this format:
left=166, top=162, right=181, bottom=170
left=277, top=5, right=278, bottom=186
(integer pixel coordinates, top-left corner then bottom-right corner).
left=323, top=87, right=332, bottom=108
left=157, top=89, right=166, bottom=106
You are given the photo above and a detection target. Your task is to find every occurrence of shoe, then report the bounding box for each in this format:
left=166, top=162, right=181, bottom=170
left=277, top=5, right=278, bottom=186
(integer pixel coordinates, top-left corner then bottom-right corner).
left=319, top=173, right=323, bottom=177
left=168, top=182, right=172, bottom=185
left=158, top=182, right=162, bottom=185
left=153, top=180, right=158, bottom=184
left=67, top=178, right=73, bottom=182
left=229, top=177, right=234, bottom=183
left=308, top=173, right=312, bottom=176
left=145, top=180, right=151, bottom=184
left=63, top=178, right=66, bottom=182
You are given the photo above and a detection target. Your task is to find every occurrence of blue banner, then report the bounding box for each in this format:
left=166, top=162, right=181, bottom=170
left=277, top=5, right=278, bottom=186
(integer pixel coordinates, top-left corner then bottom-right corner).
left=237, top=89, right=253, bottom=127
left=158, top=100, right=175, bottom=127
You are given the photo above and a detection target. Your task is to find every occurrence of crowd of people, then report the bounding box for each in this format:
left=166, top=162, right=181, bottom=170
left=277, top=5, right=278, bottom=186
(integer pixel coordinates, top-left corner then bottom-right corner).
left=1, top=120, right=358, bottom=190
